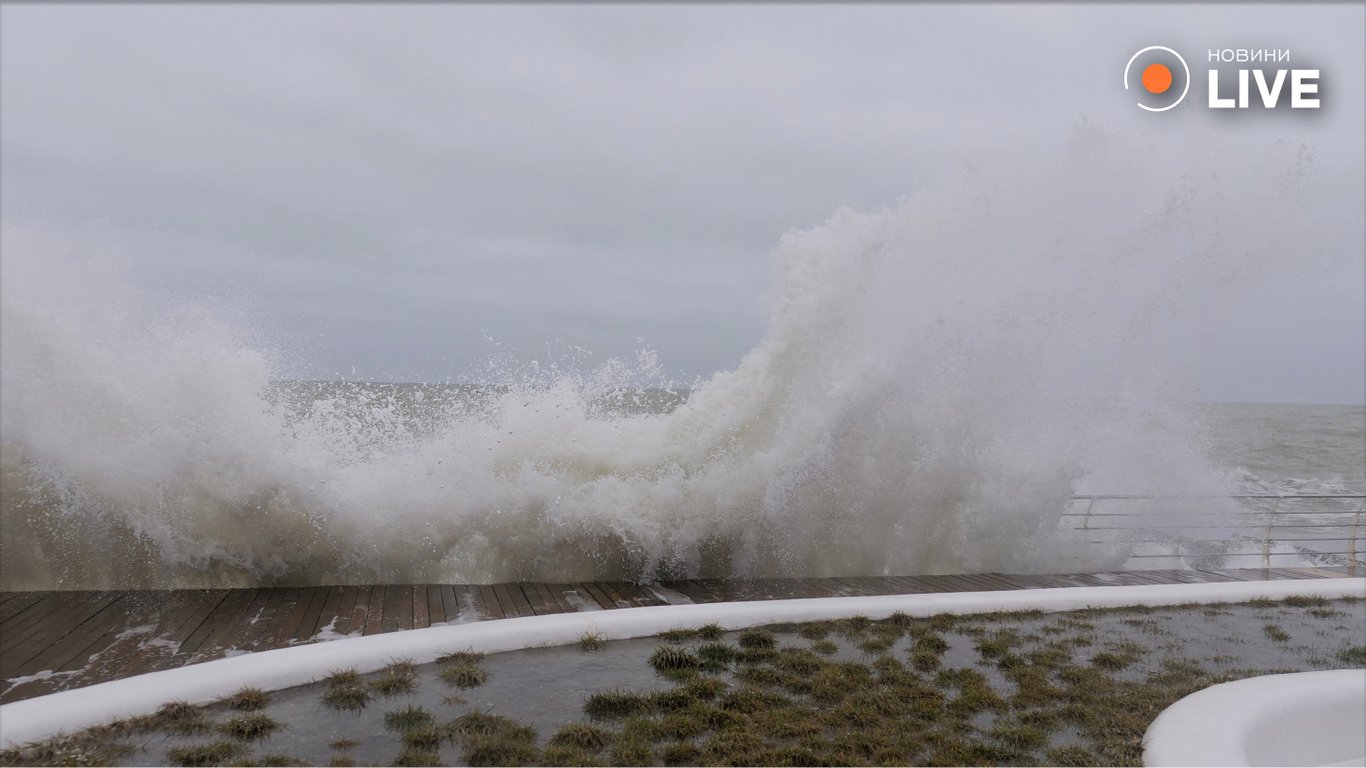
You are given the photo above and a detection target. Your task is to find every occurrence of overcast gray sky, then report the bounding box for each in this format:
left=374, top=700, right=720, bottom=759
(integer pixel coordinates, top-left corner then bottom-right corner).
left=2, top=3, right=1362, bottom=403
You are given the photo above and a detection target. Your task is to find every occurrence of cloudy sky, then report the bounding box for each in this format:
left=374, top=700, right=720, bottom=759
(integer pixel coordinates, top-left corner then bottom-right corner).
left=2, top=3, right=1362, bottom=403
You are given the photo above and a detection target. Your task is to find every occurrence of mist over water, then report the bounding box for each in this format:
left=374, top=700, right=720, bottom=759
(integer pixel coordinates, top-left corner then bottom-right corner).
left=0, top=133, right=1351, bottom=590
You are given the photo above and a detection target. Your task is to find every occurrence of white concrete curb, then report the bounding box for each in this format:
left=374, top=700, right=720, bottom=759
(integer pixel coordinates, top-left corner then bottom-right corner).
left=1143, top=669, right=1366, bottom=767
left=2, top=577, right=1362, bottom=747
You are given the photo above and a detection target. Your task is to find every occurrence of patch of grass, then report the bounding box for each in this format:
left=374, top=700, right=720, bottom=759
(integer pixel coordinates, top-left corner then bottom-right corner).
left=578, top=632, right=607, bottom=652
left=550, top=723, right=612, bottom=751
left=649, top=645, right=703, bottom=672
left=680, top=676, right=729, bottom=700
left=1284, top=595, right=1330, bottom=607
left=914, top=631, right=950, bottom=654
left=253, top=755, right=308, bottom=767
left=439, top=663, right=491, bottom=688
left=447, top=711, right=534, bottom=742
left=798, top=622, right=831, bottom=640
left=989, top=721, right=1047, bottom=750
left=322, top=668, right=362, bottom=686
left=401, top=725, right=445, bottom=750
left=165, top=741, right=243, bottom=767
left=371, top=670, right=418, bottom=697
left=390, top=746, right=440, bottom=767
left=659, top=741, right=700, bottom=766
left=736, top=646, right=779, bottom=665
left=322, top=684, right=369, bottom=711
left=221, top=713, right=281, bottom=741
left=607, top=735, right=652, bottom=766
left=811, top=638, right=838, bottom=655
left=720, top=685, right=792, bottom=715
left=384, top=705, right=435, bottom=732
left=541, top=745, right=595, bottom=767
left=2, top=735, right=134, bottom=767
left=153, top=701, right=209, bottom=734
left=737, top=628, right=778, bottom=650
left=736, top=664, right=783, bottom=686
left=696, top=641, right=737, bottom=668
left=1264, top=623, right=1292, bottom=643
left=697, top=623, right=725, bottom=641
left=658, top=627, right=698, bottom=644
left=1046, top=745, right=1105, bottom=766
left=222, top=686, right=269, bottom=711
left=436, top=649, right=485, bottom=665
left=327, top=757, right=356, bottom=768
left=887, top=611, right=915, bottom=629
left=328, top=738, right=359, bottom=751
left=1092, top=651, right=1139, bottom=671
left=909, top=646, right=941, bottom=672
left=774, top=647, right=824, bottom=676
left=702, top=729, right=766, bottom=766
left=1337, top=645, right=1366, bottom=665
left=583, top=689, right=652, bottom=719
left=975, top=629, right=1022, bottom=660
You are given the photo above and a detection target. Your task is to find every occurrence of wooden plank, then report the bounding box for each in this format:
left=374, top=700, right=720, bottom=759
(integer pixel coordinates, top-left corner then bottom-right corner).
left=0, top=593, right=47, bottom=624
left=425, top=585, right=445, bottom=625
left=657, top=580, right=712, bottom=603
left=310, top=586, right=347, bottom=638
left=1212, top=569, right=1274, bottom=582
left=522, top=582, right=562, bottom=615
left=325, top=586, right=358, bottom=637
left=489, top=583, right=519, bottom=617
left=516, top=583, right=554, bottom=615
left=15, top=595, right=129, bottom=676
left=352, top=586, right=378, bottom=635
left=595, top=581, right=633, bottom=608
left=1, top=592, right=100, bottom=661
left=2, top=592, right=123, bottom=675
left=491, top=582, right=531, bottom=618
left=378, top=585, right=403, bottom=633
left=157, top=589, right=232, bottom=649
left=393, top=585, right=414, bottom=631
left=473, top=585, right=505, bottom=620
left=183, top=589, right=261, bottom=658
left=286, top=586, right=332, bottom=643
left=452, top=586, right=480, bottom=622
left=577, top=582, right=618, bottom=610
left=253, top=588, right=306, bottom=647
left=607, top=581, right=665, bottom=607
left=437, top=585, right=461, bottom=625
left=542, top=584, right=590, bottom=613
left=411, top=586, right=431, bottom=629
left=878, top=576, right=937, bottom=594
left=100, top=589, right=231, bottom=680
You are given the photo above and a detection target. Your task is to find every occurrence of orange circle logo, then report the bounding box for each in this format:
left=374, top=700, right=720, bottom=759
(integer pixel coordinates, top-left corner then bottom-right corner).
left=1142, top=63, right=1173, bottom=94
left=1124, top=46, right=1190, bottom=112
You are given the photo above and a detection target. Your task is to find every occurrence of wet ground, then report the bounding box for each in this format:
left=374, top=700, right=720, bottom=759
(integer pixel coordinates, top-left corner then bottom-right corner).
left=3, top=596, right=1363, bottom=767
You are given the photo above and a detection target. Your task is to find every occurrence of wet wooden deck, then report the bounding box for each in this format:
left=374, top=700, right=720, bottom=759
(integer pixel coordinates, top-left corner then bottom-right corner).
left=0, top=566, right=1356, bottom=705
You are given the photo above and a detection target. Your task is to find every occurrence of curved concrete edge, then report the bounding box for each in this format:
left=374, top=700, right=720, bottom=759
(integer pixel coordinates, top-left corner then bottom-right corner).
left=1143, top=669, right=1366, bottom=767
left=2, top=577, right=1362, bottom=747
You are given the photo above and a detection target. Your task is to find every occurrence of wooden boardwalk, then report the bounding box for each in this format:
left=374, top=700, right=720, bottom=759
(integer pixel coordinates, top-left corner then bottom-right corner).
left=0, top=566, right=1356, bottom=705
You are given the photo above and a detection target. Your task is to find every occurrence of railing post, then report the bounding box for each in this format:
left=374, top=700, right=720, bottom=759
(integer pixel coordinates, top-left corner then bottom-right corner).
left=1261, top=496, right=1281, bottom=571
left=1351, top=499, right=1364, bottom=576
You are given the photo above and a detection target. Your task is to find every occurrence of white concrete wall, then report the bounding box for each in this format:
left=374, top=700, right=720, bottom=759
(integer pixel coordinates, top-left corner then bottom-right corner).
left=1144, top=669, right=1366, bottom=767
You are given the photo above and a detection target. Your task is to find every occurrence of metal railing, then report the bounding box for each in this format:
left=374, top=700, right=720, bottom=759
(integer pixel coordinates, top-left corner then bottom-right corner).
left=1061, top=494, right=1366, bottom=572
